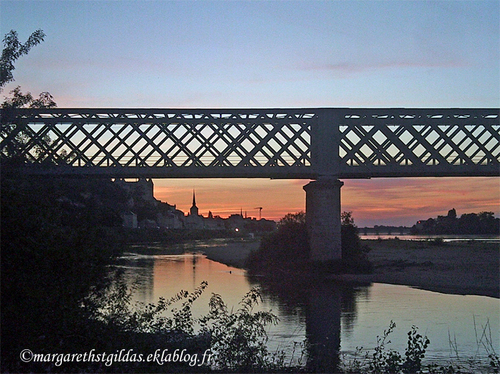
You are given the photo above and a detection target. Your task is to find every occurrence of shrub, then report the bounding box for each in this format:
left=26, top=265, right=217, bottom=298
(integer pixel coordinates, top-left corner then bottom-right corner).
left=247, top=211, right=372, bottom=275
left=246, top=212, right=310, bottom=273
left=341, top=321, right=431, bottom=374
left=199, top=288, right=281, bottom=372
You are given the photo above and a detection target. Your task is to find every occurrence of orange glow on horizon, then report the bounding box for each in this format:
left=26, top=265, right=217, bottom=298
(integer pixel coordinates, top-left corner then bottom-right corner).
left=153, top=177, right=500, bottom=227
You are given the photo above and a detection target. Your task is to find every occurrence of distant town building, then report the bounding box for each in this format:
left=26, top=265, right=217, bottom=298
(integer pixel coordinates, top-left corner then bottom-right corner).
left=226, top=213, right=246, bottom=232
left=114, top=180, right=276, bottom=232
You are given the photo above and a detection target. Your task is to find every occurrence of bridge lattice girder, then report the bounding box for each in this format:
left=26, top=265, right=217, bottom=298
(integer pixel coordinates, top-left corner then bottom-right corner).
left=1, top=108, right=498, bottom=178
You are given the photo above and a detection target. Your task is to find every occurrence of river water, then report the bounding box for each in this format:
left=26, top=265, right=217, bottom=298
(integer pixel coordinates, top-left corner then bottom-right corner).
left=359, top=233, right=500, bottom=242
left=117, top=241, right=499, bottom=370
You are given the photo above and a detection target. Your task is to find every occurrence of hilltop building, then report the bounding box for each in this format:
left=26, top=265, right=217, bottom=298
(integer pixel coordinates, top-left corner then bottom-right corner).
left=114, top=178, right=155, bottom=206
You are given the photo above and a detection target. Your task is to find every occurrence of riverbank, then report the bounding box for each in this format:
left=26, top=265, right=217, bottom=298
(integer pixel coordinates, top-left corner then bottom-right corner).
left=201, top=238, right=260, bottom=268
left=201, top=238, right=499, bottom=298
left=334, top=239, right=499, bottom=298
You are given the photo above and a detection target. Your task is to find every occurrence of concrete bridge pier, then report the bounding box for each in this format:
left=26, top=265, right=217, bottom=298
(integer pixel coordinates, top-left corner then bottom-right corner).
left=303, top=178, right=344, bottom=262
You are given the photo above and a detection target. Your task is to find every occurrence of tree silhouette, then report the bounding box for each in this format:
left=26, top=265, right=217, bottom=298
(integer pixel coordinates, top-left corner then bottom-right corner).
left=1, top=30, right=56, bottom=166
left=0, top=29, right=45, bottom=90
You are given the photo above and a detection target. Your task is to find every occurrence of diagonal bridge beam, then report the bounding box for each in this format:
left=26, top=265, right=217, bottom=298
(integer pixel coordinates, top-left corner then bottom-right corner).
left=1, top=108, right=498, bottom=179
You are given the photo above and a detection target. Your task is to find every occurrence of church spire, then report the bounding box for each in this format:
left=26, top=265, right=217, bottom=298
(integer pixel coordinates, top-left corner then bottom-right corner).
left=190, top=190, right=199, bottom=216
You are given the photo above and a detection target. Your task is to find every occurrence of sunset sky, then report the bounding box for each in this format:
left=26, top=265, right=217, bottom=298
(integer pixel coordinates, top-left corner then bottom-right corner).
left=1, top=0, right=498, bottom=226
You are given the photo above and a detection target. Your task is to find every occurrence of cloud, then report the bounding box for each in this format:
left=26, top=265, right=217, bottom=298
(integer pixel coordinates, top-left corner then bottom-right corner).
left=297, top=59, right=466, bottom=77
left=342, top=177, right=499, bottom=226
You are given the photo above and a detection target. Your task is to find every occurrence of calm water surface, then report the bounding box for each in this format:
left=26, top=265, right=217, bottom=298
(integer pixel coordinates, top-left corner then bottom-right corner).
left=359, top=233, right=500, bottom=242
left=118, top=242, right=499, bottom=367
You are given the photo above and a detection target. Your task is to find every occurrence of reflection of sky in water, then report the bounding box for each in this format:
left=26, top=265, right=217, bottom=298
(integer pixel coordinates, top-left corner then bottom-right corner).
left=123, top=253, right=251, bottom=315
left=341, top=283, right=499, bottom=363
left=119, top=251, right=499, bottom=366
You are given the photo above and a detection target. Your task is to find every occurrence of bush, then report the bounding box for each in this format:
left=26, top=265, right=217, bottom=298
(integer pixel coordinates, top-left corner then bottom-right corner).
left=341, top=321, right=431, bottom=374
left=247, top=212, right=310, bottom=273
left=247, top=211, right=372, bottom=275
left=199, top=288, right=281, bottom=372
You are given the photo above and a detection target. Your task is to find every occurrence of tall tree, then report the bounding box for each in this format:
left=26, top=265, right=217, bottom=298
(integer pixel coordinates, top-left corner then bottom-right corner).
left=0, top=29, right=45, bottom=90
left=0, top=30, right=56, bottom=166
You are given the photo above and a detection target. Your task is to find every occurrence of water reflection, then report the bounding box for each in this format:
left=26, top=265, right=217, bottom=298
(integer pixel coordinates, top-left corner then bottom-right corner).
left=118, top=247, right=499, bottom=371
left=248, top=273, right=371, bottom=371
left=118, top=252, right=251, bottom=319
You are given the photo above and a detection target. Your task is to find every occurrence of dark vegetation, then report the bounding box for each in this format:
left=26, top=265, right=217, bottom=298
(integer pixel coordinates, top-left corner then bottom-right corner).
left=411, top=208, right=499, bottom=235
left=246, top=211, right=373, bottom=278
left=1, top=29, right=46, bottom=89
left=340, top=320, right=499, bottom=374
left=0, top=175, right=282, bottom=373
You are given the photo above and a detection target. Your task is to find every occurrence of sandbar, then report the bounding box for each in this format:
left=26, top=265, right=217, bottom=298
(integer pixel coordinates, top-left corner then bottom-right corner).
left=202, top=238, right=499, bottom=298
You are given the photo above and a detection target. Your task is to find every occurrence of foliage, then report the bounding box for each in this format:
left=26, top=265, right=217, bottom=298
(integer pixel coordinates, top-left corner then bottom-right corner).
left=199, top=288, right=281, bottom=372
left=1, top=86, right=57, bottom=165
left=1, top=30, right=58, bottom=168
left=1, top=87, right=56, bottom=167
left=246, top=211, right=310, bottom=273
left=1, top=29, right=45, bottom=89
left=0, top=175, right=132, bottom=370
left=342, top=321, right=432, bottom=374
left=341, top=320, right=500, bottom=374
left=247, top=211, right=372, bottom=275
left=340, top=211, right=372, bottom=273
left=93, top=279, right=281, bottom=372
left=279, top=211, right=306, bottom=227
left=1, top=177, right=122, bottom=371
left=1, top=85, right=56, bottom=109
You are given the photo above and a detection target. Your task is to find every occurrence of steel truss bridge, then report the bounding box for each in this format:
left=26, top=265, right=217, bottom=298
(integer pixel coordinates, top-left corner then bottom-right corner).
left=1, top=108, right=499, bottom=179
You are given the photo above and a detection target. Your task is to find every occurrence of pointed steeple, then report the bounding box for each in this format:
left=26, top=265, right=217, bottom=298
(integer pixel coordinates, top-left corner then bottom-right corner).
left=190, top=190, right=199, bottom=216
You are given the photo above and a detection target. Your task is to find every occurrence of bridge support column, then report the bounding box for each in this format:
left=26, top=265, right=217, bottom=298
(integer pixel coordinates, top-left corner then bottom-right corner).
left=303, top=178, right=344, bottom=262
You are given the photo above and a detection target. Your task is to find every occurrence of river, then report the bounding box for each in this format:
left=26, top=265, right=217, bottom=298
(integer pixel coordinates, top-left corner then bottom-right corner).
left=117, top=240, right=499, bottom=370
left=359, top=233, right=500, bottom=242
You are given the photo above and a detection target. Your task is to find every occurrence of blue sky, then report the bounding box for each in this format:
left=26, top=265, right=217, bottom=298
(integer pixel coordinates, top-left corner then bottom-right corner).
left=2, top=0, right=498, bottom=108
left=1, top=0, right=499, bottom=225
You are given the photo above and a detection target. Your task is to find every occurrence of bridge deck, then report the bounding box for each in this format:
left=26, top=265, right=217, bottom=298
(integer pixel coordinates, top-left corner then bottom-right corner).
left=1, top=108, right=498, bottom=178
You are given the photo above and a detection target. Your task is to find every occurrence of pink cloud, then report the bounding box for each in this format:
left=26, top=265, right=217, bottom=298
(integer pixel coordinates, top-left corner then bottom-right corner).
left=297, top=58, right=467, bottom=77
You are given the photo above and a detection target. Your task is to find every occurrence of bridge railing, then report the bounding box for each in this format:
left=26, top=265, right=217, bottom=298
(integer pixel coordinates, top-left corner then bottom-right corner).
left=332, top=108, right=500, bottom=178
left=1, top=108, right=498, bottom=178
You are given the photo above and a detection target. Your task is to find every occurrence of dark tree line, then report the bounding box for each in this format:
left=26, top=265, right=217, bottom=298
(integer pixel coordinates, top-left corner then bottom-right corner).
left=411, top=208, right=499, bottom=235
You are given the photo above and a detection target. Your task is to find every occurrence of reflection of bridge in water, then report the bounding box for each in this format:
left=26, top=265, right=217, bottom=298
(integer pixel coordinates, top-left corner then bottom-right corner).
left=1, top=108, right=499, bottom=260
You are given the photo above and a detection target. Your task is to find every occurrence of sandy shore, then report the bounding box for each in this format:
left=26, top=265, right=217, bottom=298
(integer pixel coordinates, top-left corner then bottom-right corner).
left=201, top=238, right=259, bottom=268
left=334, top=239, right=499, bottom=298
left=201, top=238, right=499, bottom=298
